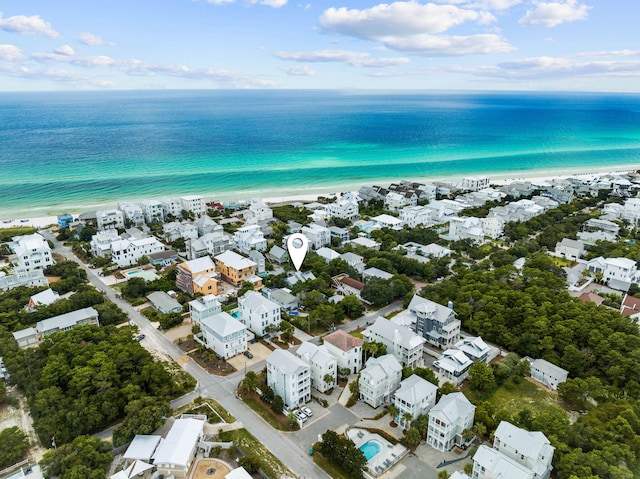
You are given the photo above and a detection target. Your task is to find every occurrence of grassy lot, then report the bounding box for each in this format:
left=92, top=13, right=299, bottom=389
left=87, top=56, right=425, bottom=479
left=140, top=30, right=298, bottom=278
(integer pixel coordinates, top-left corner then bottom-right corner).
left=181, top=399, right=236, bottom=424
left=243, top=396, right=296, bottom=432
left=219, top=428, right=295, bottom=479
left=549, top=256, right=575, bottom=268
left=313, top=450, right=352, bottom=479
left=350, top=331, right=364, bottom=339
left=466, top=375, right=564, bottom=418
left=0, top=226, right=37, bottom=242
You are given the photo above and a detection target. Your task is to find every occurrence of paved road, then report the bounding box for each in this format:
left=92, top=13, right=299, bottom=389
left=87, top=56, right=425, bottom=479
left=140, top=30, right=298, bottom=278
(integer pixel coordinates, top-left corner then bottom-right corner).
left=41, top=230, right=330, bottom=479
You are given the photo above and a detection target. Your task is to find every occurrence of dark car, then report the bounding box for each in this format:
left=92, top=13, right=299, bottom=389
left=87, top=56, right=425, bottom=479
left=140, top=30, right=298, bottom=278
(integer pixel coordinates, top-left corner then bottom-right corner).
left=244, top=351, right=254, bottom=359
left=134, top=333, right=145, bottom=341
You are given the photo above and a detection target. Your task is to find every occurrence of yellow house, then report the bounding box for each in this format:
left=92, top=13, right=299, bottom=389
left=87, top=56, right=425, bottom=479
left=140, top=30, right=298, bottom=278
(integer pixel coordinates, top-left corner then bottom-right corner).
left=214, top=250, right=262, bottom=288
left=193, top=272, right=219, bottom=296
left=176, top=256, right=218, bottom=295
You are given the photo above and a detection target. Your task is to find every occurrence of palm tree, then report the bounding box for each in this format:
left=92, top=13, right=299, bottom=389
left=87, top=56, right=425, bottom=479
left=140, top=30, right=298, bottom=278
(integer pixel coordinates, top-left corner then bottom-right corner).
left=388, top=404, right=399, bottom=426
left=402, top=412, right=413, bottom=430
left=324, top=373, right=334, bottom=390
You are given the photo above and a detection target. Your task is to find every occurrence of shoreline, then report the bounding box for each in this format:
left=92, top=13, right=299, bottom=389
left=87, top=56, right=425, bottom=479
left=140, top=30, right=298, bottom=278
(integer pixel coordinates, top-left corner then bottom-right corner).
left=1, top=167, right=637, bottom=230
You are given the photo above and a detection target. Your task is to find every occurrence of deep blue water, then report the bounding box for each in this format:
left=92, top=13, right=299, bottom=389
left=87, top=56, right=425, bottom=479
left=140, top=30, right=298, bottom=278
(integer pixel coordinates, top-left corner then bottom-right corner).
left=1, top=90, right=640, bottom=216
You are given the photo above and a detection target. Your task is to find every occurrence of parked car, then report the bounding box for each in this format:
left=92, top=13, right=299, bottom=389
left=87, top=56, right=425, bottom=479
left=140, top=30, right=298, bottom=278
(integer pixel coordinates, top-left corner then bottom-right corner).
left=134, top=334, right=145, bottom=341
left=293, top=409, right=308, bottom=422
left=243, top=351, right=254, bottom=359
left=301, top=406, right=313, bottom=417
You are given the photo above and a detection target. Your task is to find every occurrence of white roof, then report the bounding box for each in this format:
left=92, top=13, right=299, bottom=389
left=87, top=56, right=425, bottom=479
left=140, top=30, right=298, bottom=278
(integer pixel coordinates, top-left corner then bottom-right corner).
left=215, top=250, right=257, bottom=270
left=606, top=257, right=636, bottom=269
left=473, top=445, right=533, bottom=479
left=363, top=267, right=393, bottom=280
left=297, top=342, right=336, bottom=367
left=124, top=460, right=154, bottom=478
left=348, top=237, right=380, bottom=248
left=36, top=307, right=98, bottom=334
left=371, top=214, right=403, bottom=226
left=394, top=374, right=437, bottom=405
left=454, top=336, right=490, bottom=359
left=226, top=467, right=253, bottom=479
left=407, top=294, right=455, bottom=324
left=316, top=247, right=341, bottom=262
left=124, top=435, right=161, bottom=460
left=182, top=256, right=216, bottom=274
left=494, top=421, right=553, bottom=466
left=268, top=349, right=309, bottom=375
left=153, top=418, right=204, bottom=467
left=365, top=317, right=425, bottom=350
left=429, top=392, right=475, bottom=423
left=240, top=290, right=279, bottom=313
left=362, top=354, right=402, bottom=382
left=29, top=288, right=59, bottom=307
left=202, top=311, right=246, bottom=337
left=528, top=358, right=568, bottom=379
left=434, top=349, right=473, bottom=374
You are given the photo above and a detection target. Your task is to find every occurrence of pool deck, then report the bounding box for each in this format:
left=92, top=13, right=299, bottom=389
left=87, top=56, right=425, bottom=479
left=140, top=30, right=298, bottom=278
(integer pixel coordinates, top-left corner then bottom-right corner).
left=347, top=427, right=408, bottom=478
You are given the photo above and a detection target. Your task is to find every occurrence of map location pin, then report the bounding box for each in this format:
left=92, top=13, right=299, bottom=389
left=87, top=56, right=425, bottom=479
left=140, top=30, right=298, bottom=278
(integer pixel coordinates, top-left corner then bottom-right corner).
left=287, top=233, right=309, bottom=271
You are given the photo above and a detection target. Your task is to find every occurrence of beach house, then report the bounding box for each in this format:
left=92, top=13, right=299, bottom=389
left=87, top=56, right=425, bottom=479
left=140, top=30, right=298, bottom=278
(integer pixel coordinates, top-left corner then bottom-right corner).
left=267, top=349, right=311, bottom=409
left=153, top=417, right=205, bottom=479
left=9, top=233, right=54, bottom=272
left=238, top=290, right=280, bottom=337
left=233, top=224, right=267, bottom=254
left=433, top=349, right=474, bottom=386
left=359, top=354, right=402, bottom=408
left=296, top=342, right=337, bottom=393
left=395, top=295, right=461, bottom=349
left=96, top=209, right=125, bottom=230
left=363, top=317, right=425, bottom=369
left=140, top=199, right=165, bottom=224
left=526, top=358, right=568, bottom=391
left=176, top=256, right=219, bottom=296
left=214, top=250, right=261, bottom=288
left=198, top=311, right=247, bottom=359
left=427, top=392, right=475, bottom=452
left=118, top=202, right=145, bottom=227
left=110, top=236, right=165, bottom=267
left=392, top=374, right=438, bottom=429
left=180, top=195, right=205, bottom=216
left=323, top=329, right=364, bottom=374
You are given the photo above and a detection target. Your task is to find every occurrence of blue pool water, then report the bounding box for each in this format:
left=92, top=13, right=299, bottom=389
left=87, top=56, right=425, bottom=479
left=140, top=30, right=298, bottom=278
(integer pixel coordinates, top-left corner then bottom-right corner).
left=359, top=440, right=382, bottom=461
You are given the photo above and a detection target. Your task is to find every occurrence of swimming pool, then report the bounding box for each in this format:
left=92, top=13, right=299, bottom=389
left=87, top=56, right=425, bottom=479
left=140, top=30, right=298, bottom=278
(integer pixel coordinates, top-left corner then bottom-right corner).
left=359, top=439, right=382, bottom=461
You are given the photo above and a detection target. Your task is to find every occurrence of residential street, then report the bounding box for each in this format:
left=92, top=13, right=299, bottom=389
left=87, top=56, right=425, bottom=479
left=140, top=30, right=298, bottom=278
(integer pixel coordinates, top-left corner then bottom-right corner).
left=40, top=229, right=330, bottom=479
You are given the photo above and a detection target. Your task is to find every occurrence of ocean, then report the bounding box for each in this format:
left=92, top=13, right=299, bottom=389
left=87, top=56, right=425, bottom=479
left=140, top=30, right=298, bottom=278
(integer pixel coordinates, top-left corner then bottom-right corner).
left=1, top=90, right=640, bottom=217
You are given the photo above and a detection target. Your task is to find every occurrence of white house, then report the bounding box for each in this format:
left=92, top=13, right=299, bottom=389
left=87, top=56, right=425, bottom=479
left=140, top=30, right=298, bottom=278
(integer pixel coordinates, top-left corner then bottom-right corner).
left=363, top=317, right=425, bottom=369
left=163, top=221, right=198, bottom=243
left=385, top=191, right=415, bottom=212
left=371, top=214, right=404, bottom=231
left=448, top=217, right=485, bottom=244
left=586, top=256, right=638, bottom=291
left=199, top=311, right=247, bottom=359
left=243, top=198, right=273, bottom=223
left=433, top=349, right=474, bottom=386
left=396, top=295, right=461, bottom=349
left=180, top=195, right=206, bottom=216
left=481, top=216, right=505, bottom=239
left=26, top=288, right=60, bottom=311
left=359, top=354, right=402, bottom=408
left=526, top=358, right=568, bottom=391
left=14, top=307, right=100, bottom=347
left=0, top=269, right=48, bottom=291
left=462, top=177, right=490, bottom=191
left=189, top=294, right=223, bottom=326
left=118, top=203, right=145, bottom=227
left=393, top=374, right=438, bottom=429
left=555, top=238, right=586, bottom=261
left=238, top=291, right=281, bottom=337
left=189, top=230, right=231, bottom=260
left=488, top=421, right=555, bottom=479
left=110, top=236, right=165, bottom=267
left=400, top=206, right=433, bottom=228
left=267, top=349, right=311, bottom=409
left=340, top=252, right=366, bottom=273
left=362, top=267, right=394, bottom=283
left=147, top=291, right=183, bottom=314
left=323, top=329, right=364, bottom=374
left=427, top=392, right=476, bottom=452
left=347, top=237, right=381, bottom=250
left=90, top=229, right=119, bottom=257
left=154, top=417, right=205, bottom=479
left=324, top=194, right=359, bottom=221
left=296, top=342, right=337, bottom=393
left=454, top=336, right=492, bottom=364
left=472, top=446, right=535, bottom=479
left=233, top=224, right=267, bottom=254
left=9, top=233, right=54, bottom=272
left=300, top=223, right=331, bottom=250
left=161, top=197, right=182, bottom=217
left=96, top=209, right=125, bottom=230
left=316, top=247, right=341, bottom=263
left=140, top=199, right=165, bottom=224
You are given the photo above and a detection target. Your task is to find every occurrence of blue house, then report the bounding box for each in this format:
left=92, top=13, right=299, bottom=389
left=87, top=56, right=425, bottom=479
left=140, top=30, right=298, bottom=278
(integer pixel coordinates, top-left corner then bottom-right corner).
left=57, top=213, right=74, bottom=228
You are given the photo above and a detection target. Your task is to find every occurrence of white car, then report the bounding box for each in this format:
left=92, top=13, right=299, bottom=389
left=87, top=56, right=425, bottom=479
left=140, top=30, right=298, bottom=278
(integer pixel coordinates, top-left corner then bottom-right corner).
left=301, top=406, right=313, bottom=417
left=293, top=409, right=308, bottom=422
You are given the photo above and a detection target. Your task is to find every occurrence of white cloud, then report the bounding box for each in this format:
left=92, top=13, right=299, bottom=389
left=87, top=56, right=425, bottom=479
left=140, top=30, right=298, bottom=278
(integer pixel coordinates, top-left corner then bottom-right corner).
left=320, top=2, right=492, bottom=38
left=378, top=33, right=514, bottom=56
left=54, top=45, right=75, bottom=56
left=78, top=32, right=115, bottom=47
left=281, top=65, right=316, bottom=76
left=581, top=50, right=640, bottom=58
left=519, top=0, right=590, bottom=27
left=0, top=12, right=59, bottom=38
left=452, top=55, right=640, bottom=80
left=275, top=49, right=410, bottom=67
left=318, top=2, right=510, bottom=56
left=0, top=44, right=23, bottom=62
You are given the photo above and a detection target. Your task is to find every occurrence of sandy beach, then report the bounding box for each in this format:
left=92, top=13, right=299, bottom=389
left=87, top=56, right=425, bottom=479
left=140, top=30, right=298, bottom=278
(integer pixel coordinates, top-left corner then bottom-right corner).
left=0, top=168, right=635, bottom=231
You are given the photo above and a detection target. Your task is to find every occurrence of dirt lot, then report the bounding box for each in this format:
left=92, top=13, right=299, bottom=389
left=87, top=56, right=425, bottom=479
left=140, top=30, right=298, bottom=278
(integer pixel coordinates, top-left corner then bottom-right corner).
left=0, top=388, right=47, bottom=463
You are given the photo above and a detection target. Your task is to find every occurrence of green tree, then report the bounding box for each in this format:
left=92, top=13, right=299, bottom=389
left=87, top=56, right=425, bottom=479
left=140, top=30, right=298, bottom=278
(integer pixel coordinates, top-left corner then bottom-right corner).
left=363, top=340, right=387, bottom=359
left=40, top=435, right=112, bottom=479
left=271, top=395, right=284, bottom=415
left=0, top=426, right=29, bottom=469
left=404, top=426, right=421, bottom=447
left=468, top=361, right=496, bottom=392
left=279, top=320, right=295, bottom=343
left=243, top=371, right=259, bottom=393
left=339, top=294, right=364, bottom=318
left=112, top=396, right=171, bottom=447
left=324, top=373, right=335, bottom=389
left=237, top=455, right=259, bottom=473
left=237, top=281, right=255, bottom=299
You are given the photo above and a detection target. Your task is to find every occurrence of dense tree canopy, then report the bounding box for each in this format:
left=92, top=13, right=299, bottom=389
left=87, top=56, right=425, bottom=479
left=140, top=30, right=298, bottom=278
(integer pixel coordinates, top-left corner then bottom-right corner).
left=3, top=325, right=185, bottom=445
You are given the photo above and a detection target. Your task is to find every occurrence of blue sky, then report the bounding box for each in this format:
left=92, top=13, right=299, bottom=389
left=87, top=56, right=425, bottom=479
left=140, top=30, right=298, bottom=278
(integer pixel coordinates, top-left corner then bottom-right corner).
left=0, top=0, right=638, bottom=91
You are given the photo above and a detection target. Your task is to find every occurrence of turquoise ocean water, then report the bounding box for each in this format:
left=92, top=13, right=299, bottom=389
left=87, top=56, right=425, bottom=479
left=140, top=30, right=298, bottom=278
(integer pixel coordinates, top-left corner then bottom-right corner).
left=1, top=90, right=640, bottom=217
